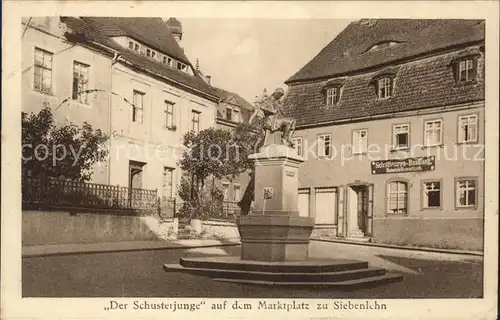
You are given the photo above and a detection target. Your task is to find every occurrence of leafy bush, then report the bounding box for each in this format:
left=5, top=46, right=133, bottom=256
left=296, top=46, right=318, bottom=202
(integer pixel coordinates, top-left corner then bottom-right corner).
left=22, top=106, right=109, bottom=181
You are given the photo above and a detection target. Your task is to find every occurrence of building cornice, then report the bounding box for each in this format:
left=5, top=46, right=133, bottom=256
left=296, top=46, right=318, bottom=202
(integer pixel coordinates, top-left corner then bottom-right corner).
left=113, top=54, right=219, bottom=103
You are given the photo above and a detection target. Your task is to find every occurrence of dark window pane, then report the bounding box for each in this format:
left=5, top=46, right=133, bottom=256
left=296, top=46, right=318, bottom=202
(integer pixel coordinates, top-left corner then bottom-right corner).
left=428, top=191, right=440, bottom=207
left=72, top=77, right=79, bottom=100
left=397, top=133, right=408, bottom=147
left=468, top=189, right=476, bottom=206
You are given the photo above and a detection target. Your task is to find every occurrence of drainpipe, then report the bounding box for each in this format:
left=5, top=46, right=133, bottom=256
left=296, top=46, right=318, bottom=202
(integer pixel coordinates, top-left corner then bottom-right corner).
left=107, top=50, right=120, bottom=185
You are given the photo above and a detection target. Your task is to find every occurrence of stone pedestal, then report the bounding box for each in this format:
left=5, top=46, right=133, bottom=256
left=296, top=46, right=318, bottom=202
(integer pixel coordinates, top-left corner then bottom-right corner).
left=237, top=144, right=315, bottom=262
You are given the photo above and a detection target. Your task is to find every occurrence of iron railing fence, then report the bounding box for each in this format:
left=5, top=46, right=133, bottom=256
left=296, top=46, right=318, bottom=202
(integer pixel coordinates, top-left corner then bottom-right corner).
left=158, top=196, right=177, bottom=220
left=204, top=200, right=240, bottom=221
left=21, top=176, right=177, bottom=216
left=22, top=175, right=239, bottom=219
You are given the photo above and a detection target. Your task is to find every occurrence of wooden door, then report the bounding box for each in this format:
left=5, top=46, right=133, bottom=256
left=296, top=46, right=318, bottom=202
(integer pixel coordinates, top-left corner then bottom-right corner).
left=356, top=186, right=368, bottom=233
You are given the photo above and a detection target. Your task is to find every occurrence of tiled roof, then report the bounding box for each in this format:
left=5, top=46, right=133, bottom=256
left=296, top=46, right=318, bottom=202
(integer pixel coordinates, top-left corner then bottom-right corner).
left=80, top=17, right=190, bottom=64
left=283, top=46, right=485, bottom=127
left=286, top=19, right=484, bottom=84
left=213, top=87, right=254, bottom=123
left=61, top=17, right=218, bottom=100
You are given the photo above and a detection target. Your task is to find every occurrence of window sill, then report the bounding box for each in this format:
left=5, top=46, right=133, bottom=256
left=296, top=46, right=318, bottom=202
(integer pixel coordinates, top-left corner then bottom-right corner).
left=455, top=205, right=479, bottom=210
left=352, top=152, right=368, bottom=156
left=456, top=141, right=480, bottom=146
left=389, top=147, right=410, bottom=153
left=376, top=96, right=393, bottom=101
left=166, top=126, right=177, bottom=132
left=33, top=89, right=55, bottom=97
left=325, top=103, right=340, bottom=108
left=384, top=213, right=409, bottom=218
left=455, top=79, right=478, bottom=87
left=317, top=155, right=333, bottom=160
left=421, top=144, right=444, bottom=149
left=421, top=207, right=443, bottom=211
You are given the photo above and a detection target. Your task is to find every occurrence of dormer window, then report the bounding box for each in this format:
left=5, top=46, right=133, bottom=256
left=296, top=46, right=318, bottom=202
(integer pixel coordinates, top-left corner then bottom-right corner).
left=163, top=56, right=172, bottom=66
left=365, top=41, right=400, bottom=53
left=176, top=61, right=187, bottom=72
left=322, top=79, right=345, bottom=106
left=326, top=87, right=340, bottom=106
left=451, top=54, right=479, bottom=84
left=122, top=37, right=192, bottom=75
left=128, top=40, right=141, bottom=53
left=146, top=48, right=157, bottom=58
left=225, top=107, right=241, bottom=122
left=371, top=68, right=397, bottom=99
left=458, top=58, right=477, bottom=83
left=377, top=77, right=393, bottom=99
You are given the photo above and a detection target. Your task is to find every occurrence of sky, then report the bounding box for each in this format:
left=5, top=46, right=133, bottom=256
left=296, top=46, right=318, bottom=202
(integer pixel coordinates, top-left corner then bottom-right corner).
left=179, top=19, right=354, bottom=103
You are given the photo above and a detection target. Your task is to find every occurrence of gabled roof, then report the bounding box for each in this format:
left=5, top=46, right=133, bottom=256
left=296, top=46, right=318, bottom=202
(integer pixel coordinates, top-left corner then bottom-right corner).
left=61, top=17, right=218, bottom=100
left=213, top=87, right=254, bottom=123
left=286, top=19, right=484, bottom=84
left=213, top=87, right=254, bottom=111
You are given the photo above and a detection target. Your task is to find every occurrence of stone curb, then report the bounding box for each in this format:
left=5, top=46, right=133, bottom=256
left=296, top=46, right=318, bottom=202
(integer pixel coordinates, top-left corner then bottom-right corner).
left=310, top=238, right=484, bottom=257
left=23, top=240, right=242, bottom=258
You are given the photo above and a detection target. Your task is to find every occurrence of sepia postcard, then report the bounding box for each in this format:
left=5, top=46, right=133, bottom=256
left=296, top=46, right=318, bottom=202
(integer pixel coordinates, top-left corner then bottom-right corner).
left=1, top=1, right=499, bottom=320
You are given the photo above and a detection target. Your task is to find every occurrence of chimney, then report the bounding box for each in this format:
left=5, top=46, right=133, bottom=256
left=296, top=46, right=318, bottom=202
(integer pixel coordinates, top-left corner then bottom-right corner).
left=164, top=17, right=183, bottom=42
left=205, top=75, right=211, bottom=85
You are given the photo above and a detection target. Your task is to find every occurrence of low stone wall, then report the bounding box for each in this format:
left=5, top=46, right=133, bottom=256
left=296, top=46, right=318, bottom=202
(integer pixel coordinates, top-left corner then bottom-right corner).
left=372, top=218, right=484, bottom=251
left=23, top=210, right=160, bottom=246
left=155, top=218, right=178, bottom=240
left=202, top=220, right=240, bottom=240
left=308, top=218, right=483, bottom=251
left=311, top=225, right=338, bottom=238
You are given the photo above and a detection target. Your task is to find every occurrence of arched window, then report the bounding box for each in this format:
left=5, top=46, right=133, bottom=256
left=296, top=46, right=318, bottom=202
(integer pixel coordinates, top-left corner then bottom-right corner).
left=387, top=180, right=408, bottom=214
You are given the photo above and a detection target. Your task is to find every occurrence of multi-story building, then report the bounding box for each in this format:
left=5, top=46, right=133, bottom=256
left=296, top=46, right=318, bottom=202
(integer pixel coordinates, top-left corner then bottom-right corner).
left=284, top=19, right=485, bottom=251
left=22, top=16, right=255, bottom=215
left=21, top=17, right=113, bottom=184
left=60, top=17, right=220, bottom=202
left=213, top=87, right=255, bottom=207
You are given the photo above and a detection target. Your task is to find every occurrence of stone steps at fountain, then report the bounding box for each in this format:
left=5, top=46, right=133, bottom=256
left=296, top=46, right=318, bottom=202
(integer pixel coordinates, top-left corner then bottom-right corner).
left=212, top=273, right=403, bottom=289
left=179, top=256, right=369, bottom=273
left=164, top=264, right=386, bottom=282
left=163, top=256, right=404, bottom=289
